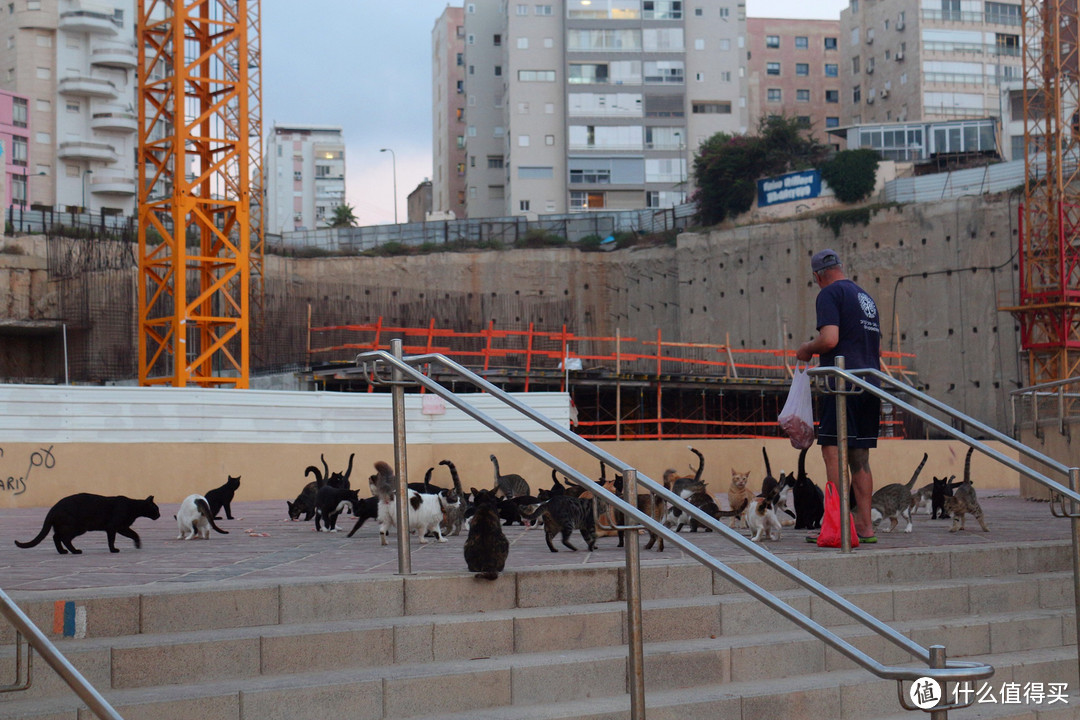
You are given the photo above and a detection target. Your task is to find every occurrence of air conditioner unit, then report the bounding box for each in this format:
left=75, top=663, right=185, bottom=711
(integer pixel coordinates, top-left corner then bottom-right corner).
left=881, top=88, right=889, bottom=98
left=867, top=95, right=875, bottom=104
left=867, top=64, right=874, bottom=74
left=867, top=35, right=874, bottom=44
left=896, top=19, right=905, bottom=30
left=896, top=51, right=905, bottom=61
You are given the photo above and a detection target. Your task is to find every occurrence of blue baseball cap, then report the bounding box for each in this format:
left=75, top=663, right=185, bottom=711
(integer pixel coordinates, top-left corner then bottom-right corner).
left=811, top=249, right=842, bottom=273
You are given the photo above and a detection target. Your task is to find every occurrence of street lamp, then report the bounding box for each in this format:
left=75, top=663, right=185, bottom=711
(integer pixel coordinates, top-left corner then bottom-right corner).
left=82, top=168, right=93, bottom=213
left=380, top=147, right=398, bottom=225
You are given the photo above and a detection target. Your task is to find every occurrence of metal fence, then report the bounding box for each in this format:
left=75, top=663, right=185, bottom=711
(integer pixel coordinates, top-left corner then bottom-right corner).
left=6, top=206, right=136, bottom=240
left=270, top=203, right=697, bottom=253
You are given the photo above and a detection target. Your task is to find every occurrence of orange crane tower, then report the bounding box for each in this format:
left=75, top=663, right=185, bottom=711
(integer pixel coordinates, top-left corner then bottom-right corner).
left=1011, top=0, right=1080, bottom=386
left=137, top=0, right=251, bottom=387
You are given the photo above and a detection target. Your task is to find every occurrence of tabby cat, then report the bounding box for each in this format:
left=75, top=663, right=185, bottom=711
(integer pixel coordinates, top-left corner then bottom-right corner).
left=15, top=493, right=160, bottom=554
left=439, top=459, right=468, bottom=536
left=490, top=454, right=531, bottom=498
left=870, top=452, right=928, bottom=533
left=521, top=495, right=597, bottom=552
left=664, top=447, right=707, bottom=497
left=204, top=474, right=240, bottom=520
left=945, top=448, right=990, bottom=533
left=727, top=469, right=755, bottom=527
left=464, top=488, right=510, bottom=580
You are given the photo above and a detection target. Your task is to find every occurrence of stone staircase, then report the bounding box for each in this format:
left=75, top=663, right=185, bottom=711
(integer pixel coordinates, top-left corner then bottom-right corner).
left=0, top=540, right=1077, bottom=720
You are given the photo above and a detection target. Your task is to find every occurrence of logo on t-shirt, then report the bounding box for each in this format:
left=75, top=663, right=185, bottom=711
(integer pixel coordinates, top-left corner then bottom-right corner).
left=858, top=292, right=878, bottom=319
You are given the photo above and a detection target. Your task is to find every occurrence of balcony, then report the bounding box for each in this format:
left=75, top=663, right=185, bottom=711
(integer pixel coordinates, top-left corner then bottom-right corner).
left=58, top=9, right=120, bottom=35
left=90, top=175, right=135, bottom=195
left=58, top=75, right=119, bottom=99
left=90, top=111, right=137, bottom=133
left=90, top=44, right=136, bottom=69
left=57, top=141, right=118, bottom=163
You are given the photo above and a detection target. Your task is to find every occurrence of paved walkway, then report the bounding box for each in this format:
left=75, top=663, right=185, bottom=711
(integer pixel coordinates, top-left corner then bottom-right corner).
left=0, top=490, right=1071, bottom=594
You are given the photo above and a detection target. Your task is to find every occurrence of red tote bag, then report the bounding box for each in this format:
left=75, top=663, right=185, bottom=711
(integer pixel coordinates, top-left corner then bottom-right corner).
left=817, top=480, right=859, bottom=548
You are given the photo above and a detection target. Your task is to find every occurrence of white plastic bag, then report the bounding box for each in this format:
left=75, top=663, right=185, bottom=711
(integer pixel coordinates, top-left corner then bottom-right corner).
left=778, top=366, right=815, bottom=450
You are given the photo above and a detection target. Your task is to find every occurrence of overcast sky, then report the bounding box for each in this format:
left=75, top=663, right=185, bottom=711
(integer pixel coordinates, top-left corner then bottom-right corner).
left=261, top=0, right=848, bottom=227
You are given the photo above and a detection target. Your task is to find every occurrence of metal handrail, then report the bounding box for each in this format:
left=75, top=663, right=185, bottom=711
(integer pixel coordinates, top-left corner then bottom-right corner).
left=0, top=586, right=123, bottom=719
left=356, top=349, right=995, bottom=717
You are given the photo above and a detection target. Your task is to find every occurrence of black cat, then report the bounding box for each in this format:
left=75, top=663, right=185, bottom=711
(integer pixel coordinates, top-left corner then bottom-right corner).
left=314, top=486, right=360, bottom=532
left=345, top=497, right=380, bottom=537
left=204, top=475, right=240, bottom=519
left=791, top=447, right=825, bottom=530
left=287, top=481, right=317, bottom=521
left=931, top=475, right=955, bottom=519
left=464, top=488, right=509, bottom=580
left=15, top=494, right=160, bottom=554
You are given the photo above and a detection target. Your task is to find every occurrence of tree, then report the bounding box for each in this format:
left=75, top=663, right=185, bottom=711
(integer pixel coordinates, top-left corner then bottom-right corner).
left=691, top=116, right=829, bottom=227
left=819, top=149, right=881, bottom=203
left=329, top=203, right=358, bottom=228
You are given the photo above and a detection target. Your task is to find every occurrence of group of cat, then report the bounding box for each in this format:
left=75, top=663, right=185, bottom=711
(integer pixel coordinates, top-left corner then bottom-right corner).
left=870, top=447, right=989, bottom=535
left=13, top=475, right=242, bottom=555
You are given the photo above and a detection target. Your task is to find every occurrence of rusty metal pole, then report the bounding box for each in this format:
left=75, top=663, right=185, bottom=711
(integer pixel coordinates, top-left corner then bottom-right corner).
left=391, top=338, right=413, bottom=574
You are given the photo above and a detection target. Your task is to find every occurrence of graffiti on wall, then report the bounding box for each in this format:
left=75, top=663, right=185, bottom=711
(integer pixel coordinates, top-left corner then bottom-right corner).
left=0, top=445, right=56, bottom=496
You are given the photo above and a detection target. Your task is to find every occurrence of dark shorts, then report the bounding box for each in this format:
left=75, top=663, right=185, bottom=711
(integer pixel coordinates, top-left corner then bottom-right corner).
left=817, top=391, right=880, bottom=448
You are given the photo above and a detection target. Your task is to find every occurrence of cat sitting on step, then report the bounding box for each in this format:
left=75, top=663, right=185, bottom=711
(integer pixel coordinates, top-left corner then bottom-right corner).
left=176, top=494, right=229, bottom=540
left=15, top=493, right=160, bottom=554
left=464, top=488, right=509, bottom=580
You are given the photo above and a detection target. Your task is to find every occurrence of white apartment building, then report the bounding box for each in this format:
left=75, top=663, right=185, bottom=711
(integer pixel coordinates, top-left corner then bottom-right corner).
left=264, top=124, right=346, bottom=234
left=0, top=0, right=138, bottom=213
left=459, top=0, right=747, bottom=219
left=839, top=0, right=1022, bottom=147
left=432, top=6, right=467, bottom=217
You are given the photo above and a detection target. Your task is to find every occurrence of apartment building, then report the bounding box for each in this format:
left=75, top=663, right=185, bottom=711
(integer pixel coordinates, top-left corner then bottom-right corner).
left=746, top=18, right=842, bottom=145
left=459, top=0, right=747, bottom=219
left=432, top=5, right=467, bottom=217
left=264, top=124, right=346, bottom=234
left=839, top=0, right=1021, bottom=136
left=0, top=88, right=32, bottom=208
left=0, top=0, right=138, bottom=213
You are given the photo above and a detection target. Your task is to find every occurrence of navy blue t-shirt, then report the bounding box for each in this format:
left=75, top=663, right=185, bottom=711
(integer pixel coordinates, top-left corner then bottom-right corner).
left=816, top=278, right=881, bottom=373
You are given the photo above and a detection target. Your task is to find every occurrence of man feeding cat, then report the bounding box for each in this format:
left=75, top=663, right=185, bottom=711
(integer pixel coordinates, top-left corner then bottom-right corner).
left=796, top=248, right=881, bottom=543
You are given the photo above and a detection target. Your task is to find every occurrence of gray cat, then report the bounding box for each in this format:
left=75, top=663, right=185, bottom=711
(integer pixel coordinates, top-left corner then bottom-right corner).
left=870, top=452, right=928, bottom=533
left=945, top=447, right=989, bottom=533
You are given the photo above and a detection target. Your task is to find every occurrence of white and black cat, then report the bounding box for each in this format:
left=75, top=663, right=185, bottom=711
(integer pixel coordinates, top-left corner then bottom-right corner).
left=176, top=494, right=229, bottom=540
left=204, top=475, right=240, bottom=520
left=377, top=488, right=458, bottom=545
left=15, top=493, right=160, bottom=554
left=314, top=485, right=361, bottom=532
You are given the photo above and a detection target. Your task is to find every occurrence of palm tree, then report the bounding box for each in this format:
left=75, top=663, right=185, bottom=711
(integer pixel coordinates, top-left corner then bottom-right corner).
left=328, top=203, right=358, bottom=228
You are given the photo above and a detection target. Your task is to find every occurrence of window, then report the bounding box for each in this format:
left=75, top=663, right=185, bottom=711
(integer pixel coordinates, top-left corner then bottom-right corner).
left=456, top=52, right=463, bottom=66
left=851, top=0, right=859, bottom=11
left=488, top=185, right=504, bottom=200
left=518, top=69, right=556, bottom=81
left=644, top=60, right=684, bottom=83
left=35, top=66, right=49, bottom=79
left=766, top=62, right=780, bottom=75
left=986, top=1, right=1021, bottom=25
left=767, top=88, right=782, bottom=102
left=720, top=70, right=731, bottom=81
left=467, top=3, right=475, bottom=11
left=467, top=34, right=475, bottom=45
left=797, top=116, right=811, bottom=127
left=796, top=89, right=810, bottom=102
left=66, top=101, right=79, bottom=113
left=795, top=36, right=808, bottom=49
left=517, top=37, right=528, bottom=49
left=643, top=1, right=683, bottom=19
left=487, top=155, right=504, bottom=169
left=519, top=166, right=553, bottom=179
left=456, top=163, right=466, bottom=176
left=825, top=63, right=838, bottom=77
left=12, top=97, right=26, bottom=128
left=27, top=0, right=40, bottom=8
left=517, top=102, right=529, bottom=113
left=569, top=168, right=611, bottom=184
left=694, top=38, right=704, bottom=50
left=493, top=34, right=501, bottom=46
left=516, top=3, right=528, bottom=14
left=456, top=135, right=465, bottom=149
left=766, top=35, right=780, bottom=48
left=34, top=33, right=48, bottom=47
left=456, top=80, right=463, bottom=93
left=852, top=56, right=860, bottom=73
left=692, top=101, right=731, bottom=113
left=996, top=32, right=1020, bottom=56
left=34, top=131, right=48, bottom=144
left=519, top=135, right=530, bottom=146
left=470, top=156, right=475, bottom=167
left=12, top=135, right=26, bottom=165
left=719, top=38, right=730, bottom=50
left=66, top=164, right=80, bottom=178
left=796, top=63, right=809, bottom=76
left=545, top=103, right=554, bottom=113
left=695, top=7, right=703, bottom=14
left=570, top=191, right=605, bottom=209
left=546, top=135, right=555, bottom=145
left=520, top=200, right=531, bottom=211
left=11, top=173, right=24, bottom=205
left=825, top=36, right=837, bottom=50
left=853, top=85, right=861, bottom=103
left=826, top=116, right=840, bottom=128
left=720, top=6, right=729, bottom=16
left=535, top=4, right=553, bottom=15
left=494, top=65, right=502, bottom=76
left=467, top=125, right=477, bottom=137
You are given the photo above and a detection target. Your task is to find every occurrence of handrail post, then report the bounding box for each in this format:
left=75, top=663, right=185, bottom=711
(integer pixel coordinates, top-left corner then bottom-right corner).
left=836, top=356, right=853, bottom=553
left=1071, top=467, right=1080, bottom=690
left=622, top=467, right=646, bottom=720
left=929, top=645, right=948, bottom=720
left=391, top=338, right=413, bottom=575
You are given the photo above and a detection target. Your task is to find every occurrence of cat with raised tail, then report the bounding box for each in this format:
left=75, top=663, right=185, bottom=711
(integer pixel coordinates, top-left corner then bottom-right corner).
left=439, top=459, right=468, bottom=536
left=15, top=494, right=160, bottom=554
left=176, top=494, right=229, bottom=540
left=870, top=452, right=928, bottom=533
left=464, top=488, right=509, bottom=580
left=946, top=447, right=989, bottom=533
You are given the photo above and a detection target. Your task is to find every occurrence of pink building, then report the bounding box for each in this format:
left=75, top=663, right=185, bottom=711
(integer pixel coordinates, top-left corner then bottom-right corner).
left=747, top=18, right=843, bottom=148
left=0, top=88, right=31, bottom=209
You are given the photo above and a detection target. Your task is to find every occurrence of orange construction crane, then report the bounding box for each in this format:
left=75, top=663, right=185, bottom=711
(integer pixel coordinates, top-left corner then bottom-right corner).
left=137, top=0, right=251, bottom=387
left=1008, top=0, right=1080, bottom=385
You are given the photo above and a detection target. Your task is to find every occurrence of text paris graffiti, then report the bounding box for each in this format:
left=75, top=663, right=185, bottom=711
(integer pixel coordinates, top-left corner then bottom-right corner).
left=0, top=445, right=56, bottom=495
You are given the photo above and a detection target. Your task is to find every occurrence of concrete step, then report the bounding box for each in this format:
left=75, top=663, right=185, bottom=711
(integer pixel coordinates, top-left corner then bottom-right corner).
left=1, top=646, right=1075, bottom=720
